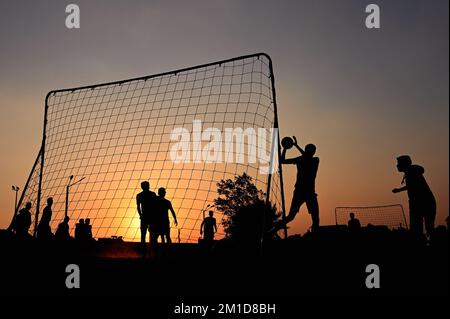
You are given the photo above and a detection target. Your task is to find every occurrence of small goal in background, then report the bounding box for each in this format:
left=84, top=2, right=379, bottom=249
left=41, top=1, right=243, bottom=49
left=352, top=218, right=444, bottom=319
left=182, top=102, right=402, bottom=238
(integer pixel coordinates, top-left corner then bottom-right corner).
left=335, top=204, right=408, bottom=230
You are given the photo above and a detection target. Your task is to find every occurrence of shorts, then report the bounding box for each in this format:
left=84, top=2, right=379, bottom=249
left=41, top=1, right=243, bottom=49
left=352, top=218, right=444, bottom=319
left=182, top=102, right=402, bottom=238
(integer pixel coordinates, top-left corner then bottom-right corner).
left=290, top=189, right=318, bottom=214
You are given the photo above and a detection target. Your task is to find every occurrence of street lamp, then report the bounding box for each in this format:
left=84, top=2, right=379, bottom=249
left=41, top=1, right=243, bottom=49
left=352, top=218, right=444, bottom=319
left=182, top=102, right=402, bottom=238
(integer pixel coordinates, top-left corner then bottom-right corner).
left=12, top=186, right=20, bottom=214
left=11, top=186, right=20, bottom=231
left=65, top=175, right=86, bottom=218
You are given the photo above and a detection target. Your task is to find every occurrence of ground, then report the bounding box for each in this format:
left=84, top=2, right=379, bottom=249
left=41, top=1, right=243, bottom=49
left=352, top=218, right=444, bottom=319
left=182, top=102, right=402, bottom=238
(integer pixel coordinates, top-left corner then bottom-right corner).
left=0, top=228, right=448, bottom=305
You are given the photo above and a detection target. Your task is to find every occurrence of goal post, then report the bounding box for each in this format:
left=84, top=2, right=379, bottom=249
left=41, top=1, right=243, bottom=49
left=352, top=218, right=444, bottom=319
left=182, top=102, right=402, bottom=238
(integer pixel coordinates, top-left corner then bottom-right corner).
left=16, top=53, right=286, bottom=242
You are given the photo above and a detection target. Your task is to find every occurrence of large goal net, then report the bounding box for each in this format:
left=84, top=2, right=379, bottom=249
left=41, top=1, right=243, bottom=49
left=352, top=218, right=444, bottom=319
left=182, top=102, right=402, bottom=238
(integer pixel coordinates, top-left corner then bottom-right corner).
left=335, top=204, right=408, bottom=229
left=15, top=53, right=286, bottom=242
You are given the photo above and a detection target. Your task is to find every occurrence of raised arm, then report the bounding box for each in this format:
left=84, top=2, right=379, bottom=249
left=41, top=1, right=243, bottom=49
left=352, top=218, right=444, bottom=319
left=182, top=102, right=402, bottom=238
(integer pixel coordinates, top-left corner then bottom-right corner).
left=292, top=136, right=305, bottom=155
left=281, top=136, right=302, bottom=164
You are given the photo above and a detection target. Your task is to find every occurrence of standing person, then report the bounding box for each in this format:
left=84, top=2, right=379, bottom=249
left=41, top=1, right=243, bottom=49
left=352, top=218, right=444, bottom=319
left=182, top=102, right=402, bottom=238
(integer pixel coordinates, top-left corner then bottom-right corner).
left=55, top=216, right=71, bottom=240
left=136, top=181, right=157, bottom=249
left=37, top=197, right=53, bottom=239
left=155, top=188, right=178, bottom=244
left=275, top=136, right=320, bottom=232
left=15, top=202, right=32, bottom=238
left=85, top=218, right=93, bottom=240
left=75, top=219, right=85, bottom=240
left=392, top=155, right=436, bottom=237
left=348, top=212, right=361, bottom=231
left=200, top=211, right=217, bottom=242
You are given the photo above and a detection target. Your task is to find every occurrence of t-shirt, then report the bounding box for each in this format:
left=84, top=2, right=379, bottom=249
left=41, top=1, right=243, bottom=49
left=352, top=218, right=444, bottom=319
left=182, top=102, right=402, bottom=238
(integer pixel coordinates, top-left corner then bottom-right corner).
left=155, top=197, right=173, bottom=224
left=39, top=205, right=52, bottom=226
left=404, top=165, right=434, bottom=202
left=293, top=156, right=319, bottom=193
left=56, top=222, right=69, bottom=238
left=203, top=217, right=216, bottom=234
left=17, top=208, right=32, bottom=230
left=136, top=190, right=157, bottom=222
left=348, top=218, right=361, bottom=229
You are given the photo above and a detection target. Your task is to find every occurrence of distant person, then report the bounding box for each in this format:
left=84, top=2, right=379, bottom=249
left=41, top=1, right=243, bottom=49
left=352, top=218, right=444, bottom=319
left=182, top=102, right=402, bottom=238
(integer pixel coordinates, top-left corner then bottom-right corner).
left=37, top=197, right=54, bottom=239
left=200, top=211, right=217, bottom=242
left=275, top=136, right=320, bottom=232
left=85, top=218, right=93, bottom=240
left=392, top=155, right=436, bottom=237
left=136, top=181, right=157, bottom=248
left=15, top=202, right=32, bottom=238
left=75, top=218, right=85, bottom=240
left=348, top=212, right=361, bottom=231
left=155, top=188, right=178, bottom=244
left=55, top=216, right=71, bottom=240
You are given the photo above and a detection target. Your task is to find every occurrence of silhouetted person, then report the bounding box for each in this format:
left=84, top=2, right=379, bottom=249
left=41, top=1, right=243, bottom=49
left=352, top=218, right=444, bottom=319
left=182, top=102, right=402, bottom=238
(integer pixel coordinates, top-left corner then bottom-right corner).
left=15, top=202, right=32, bottom=238
left=200, top=211, right=217, bottom=242
left=37, top=197, right=54, bottom=239
left=277, top=137, right=320, bottom=232
left=348, top=212, right=361, bottom=231
left=55, top=216, right=71, bottom=240
left=75, top=218, right=85, bottom=240
left=392, top=155, right=436, bottom=237
left=85, top=218, right=93, bottom=240
left=136, top=181, right=157, bottom=248
left=155, top=188, right=178, bottom=244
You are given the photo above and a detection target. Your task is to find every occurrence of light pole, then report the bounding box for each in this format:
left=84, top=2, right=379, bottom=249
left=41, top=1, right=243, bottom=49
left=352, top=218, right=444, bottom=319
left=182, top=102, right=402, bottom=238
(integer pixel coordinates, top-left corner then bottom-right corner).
left=65, top=175, right=86, bottom=218
left=12, top=186, right=19, bottom=214
left=11, top=186, right=20, bottom=230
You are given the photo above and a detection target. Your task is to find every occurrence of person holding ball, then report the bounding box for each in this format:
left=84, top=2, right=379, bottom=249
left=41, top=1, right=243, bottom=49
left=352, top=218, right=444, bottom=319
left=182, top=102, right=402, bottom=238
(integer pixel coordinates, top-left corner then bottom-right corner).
left=276, top=136, right=320, bottom=233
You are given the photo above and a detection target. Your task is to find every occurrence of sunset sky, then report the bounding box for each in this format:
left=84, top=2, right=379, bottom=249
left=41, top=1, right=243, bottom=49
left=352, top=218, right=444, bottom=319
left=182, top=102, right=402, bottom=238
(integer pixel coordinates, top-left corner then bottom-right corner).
left=0, top=0, right=448, bottom=236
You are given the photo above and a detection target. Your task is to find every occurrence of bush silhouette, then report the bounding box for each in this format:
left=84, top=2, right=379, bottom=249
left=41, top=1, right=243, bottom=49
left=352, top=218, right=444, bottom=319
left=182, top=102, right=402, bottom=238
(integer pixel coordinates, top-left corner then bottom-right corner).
left=215, top=173, right=280, bottom=247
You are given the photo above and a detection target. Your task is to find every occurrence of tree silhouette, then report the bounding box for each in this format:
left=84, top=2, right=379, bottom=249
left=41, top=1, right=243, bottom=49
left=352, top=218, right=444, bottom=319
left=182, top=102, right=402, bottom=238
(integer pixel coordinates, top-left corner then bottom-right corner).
left=215, top=173, right=280, bottom=246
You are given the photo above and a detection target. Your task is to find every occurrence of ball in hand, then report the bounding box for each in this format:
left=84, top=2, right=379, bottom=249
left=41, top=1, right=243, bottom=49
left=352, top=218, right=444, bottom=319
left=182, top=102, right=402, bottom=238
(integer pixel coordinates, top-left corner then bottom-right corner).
left=281, top=136, right=294, bottom=149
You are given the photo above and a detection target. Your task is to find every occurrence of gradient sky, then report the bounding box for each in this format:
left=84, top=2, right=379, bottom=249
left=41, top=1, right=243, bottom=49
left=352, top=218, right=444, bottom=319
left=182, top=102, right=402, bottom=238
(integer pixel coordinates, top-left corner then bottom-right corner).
left=0, top=0, right=448, bottom=235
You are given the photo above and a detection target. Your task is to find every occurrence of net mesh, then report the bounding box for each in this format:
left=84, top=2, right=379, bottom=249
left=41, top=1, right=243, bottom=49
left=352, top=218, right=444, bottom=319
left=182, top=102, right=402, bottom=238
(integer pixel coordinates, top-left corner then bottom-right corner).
left=335, top=205, right=408, bottom=229
left=18, top=54, right=284, bottom=242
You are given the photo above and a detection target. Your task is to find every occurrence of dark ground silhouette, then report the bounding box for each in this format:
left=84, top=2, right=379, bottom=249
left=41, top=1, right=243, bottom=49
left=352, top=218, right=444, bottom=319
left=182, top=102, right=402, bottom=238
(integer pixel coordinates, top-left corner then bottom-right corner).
left=0, top=224, right=448, bottom=301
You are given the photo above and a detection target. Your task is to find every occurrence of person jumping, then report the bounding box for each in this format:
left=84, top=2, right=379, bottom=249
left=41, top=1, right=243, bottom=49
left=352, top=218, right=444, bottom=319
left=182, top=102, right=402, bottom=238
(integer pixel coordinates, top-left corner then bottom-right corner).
left=275, top=136, right=320, bottom=233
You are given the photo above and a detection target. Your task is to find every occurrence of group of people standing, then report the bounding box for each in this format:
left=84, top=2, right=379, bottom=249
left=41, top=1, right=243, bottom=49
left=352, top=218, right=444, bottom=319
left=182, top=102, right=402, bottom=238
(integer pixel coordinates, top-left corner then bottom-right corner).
left=136, top=181, right=218, bottom=252
left=12, top=199, right=55, bottom=239
left=11, top=180, right=218, bottom=247
left=11, top=196, right=93, bottom=241
left=136, top=181, right=178, bottom=248
left=74, top=218, right=93, bottom=241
